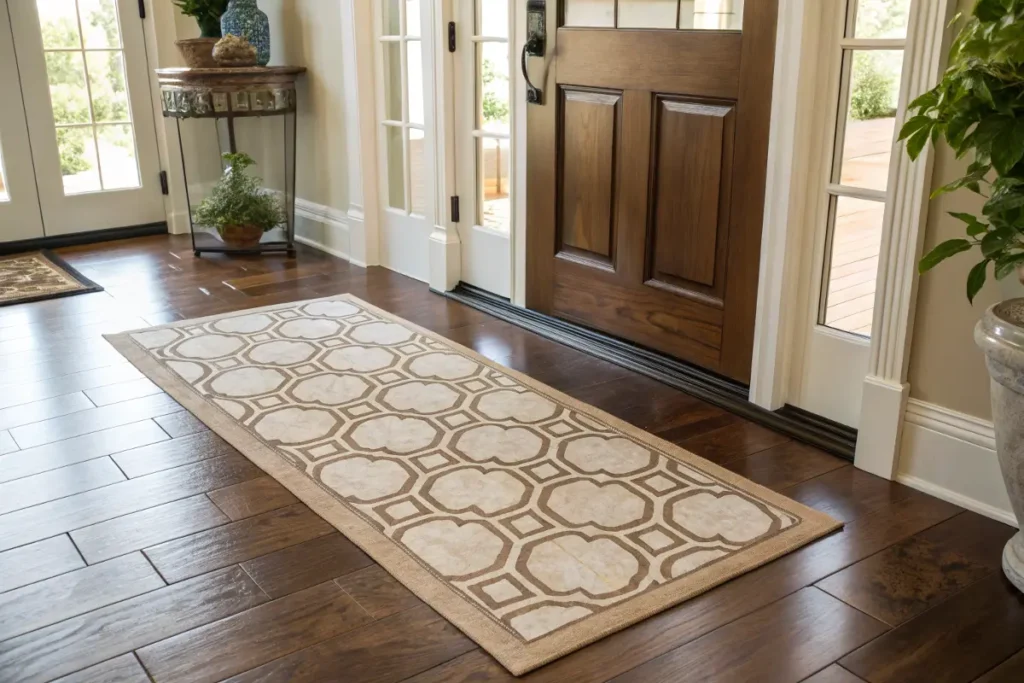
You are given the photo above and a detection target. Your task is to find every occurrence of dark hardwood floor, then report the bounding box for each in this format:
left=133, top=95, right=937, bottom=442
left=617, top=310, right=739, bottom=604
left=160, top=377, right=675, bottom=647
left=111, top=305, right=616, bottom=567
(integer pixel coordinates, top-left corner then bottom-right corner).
left=0, top=234, right=1020, bottom=683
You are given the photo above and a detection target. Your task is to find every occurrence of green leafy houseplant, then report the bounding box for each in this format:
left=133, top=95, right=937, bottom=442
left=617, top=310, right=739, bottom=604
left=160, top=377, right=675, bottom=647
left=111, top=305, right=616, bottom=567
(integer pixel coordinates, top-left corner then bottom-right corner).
left=194, top=153, right=284, bottom=247
left=172, top=0, right=229, bottom=38
left=902, top=0, right=1024, bottom=302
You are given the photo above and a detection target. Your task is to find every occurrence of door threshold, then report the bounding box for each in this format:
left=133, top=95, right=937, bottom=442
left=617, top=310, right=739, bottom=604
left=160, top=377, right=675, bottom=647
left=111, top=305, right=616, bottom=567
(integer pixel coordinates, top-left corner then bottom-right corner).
left=0, top=223, right=168, bottom=255
left=445, top=283, right=857, bottom=460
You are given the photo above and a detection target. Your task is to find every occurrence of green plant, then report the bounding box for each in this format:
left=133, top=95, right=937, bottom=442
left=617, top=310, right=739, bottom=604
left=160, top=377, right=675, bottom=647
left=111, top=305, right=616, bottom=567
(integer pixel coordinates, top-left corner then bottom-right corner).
left=194, top=153, right=284, bottom=235
left=481, top=59, right=510, bottom=126
left=902, top=0, right=1024, bottom=302
left=850, top=55, right=897, bottom=120
left=172, top=0, right=229, bottom=38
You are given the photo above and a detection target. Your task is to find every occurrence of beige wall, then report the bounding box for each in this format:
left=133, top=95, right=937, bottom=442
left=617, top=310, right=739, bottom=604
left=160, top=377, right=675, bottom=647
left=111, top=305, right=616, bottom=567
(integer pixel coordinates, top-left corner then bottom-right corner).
left=907, top=13, right=1024, bottom=421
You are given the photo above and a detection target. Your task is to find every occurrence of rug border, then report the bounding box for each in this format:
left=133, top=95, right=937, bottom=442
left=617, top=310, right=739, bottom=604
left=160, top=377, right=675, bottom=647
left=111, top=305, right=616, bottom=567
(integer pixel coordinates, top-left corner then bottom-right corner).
left=0, top=250, right=104, bottom=308
left=104, top=293, right=842, bottom=675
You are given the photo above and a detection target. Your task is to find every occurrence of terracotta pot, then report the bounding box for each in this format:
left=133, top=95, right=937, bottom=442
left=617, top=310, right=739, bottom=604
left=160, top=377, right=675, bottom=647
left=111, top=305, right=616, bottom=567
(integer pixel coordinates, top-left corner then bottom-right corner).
left=218, top=224, right=264, bottom=248
left=175, top=38, right=219, bottom=68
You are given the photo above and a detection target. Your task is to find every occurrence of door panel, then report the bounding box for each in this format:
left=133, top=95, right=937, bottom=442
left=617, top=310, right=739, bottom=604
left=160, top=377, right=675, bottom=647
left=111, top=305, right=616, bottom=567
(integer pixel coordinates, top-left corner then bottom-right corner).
left=648, top=98, right=735, bottom=294
left=527, top=1, right=778, bottom=383
left=559, top=88, right=619, bottom=264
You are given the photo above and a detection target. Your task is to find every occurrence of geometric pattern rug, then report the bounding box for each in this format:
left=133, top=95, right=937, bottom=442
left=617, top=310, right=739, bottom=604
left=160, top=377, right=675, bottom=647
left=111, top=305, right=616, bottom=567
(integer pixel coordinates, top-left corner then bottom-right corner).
left=0, top=250, right=102, bottom=307
left=105, top=294, right=841, bottom=674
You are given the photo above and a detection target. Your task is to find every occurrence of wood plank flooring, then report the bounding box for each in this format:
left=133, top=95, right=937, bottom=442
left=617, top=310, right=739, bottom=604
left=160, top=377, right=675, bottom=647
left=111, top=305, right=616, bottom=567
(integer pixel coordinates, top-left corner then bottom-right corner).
left=0, top=234, right=1018, bottom=682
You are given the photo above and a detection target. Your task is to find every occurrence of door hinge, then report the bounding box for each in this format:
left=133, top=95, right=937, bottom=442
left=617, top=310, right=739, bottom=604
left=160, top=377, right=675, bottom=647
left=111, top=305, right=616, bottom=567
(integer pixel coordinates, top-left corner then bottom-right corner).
left=159, top=170, right=168, bottom=195
left=448, top=22, right=456, bottom=52
left=450, top=196, right=460, bottom=223
left=138, top=0, right=146, bottom=19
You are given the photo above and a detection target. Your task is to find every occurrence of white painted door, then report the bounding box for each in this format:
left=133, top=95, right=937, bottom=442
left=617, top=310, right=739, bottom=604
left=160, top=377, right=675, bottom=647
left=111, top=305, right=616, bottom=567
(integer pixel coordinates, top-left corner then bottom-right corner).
left=0, top=4, right=45, bottom=243
left=452, top=0, right=512, bottom=297
left=788, top=0, right=913, bottom=427
left=374, top=0, right=436, bottom=282
left=5, top=0, right=164, bottom=237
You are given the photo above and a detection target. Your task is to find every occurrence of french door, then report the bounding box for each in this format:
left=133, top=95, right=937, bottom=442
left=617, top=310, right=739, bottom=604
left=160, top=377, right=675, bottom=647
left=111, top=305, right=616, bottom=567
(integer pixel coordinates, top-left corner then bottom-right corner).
left=452, top=0, right=513, bottom=297
left=0, top=0, right=164, bottom=242
left=525, top=0, right=777, bottom=383
left=787, top=0, right=913, bottom=427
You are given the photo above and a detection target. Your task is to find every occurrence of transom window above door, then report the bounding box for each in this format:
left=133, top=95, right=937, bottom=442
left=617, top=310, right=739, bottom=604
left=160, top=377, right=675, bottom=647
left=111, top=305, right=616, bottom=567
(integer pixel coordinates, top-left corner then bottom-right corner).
left=819, top=0, right=911, bottom=337
left=35, top=0, right=142, bottom=195
left=564, top=0, right=744, bottom=30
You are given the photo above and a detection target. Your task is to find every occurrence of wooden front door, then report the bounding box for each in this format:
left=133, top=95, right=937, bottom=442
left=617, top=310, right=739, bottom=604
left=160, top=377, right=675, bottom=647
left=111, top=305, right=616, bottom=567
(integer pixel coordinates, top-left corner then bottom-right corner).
left=525, top=1, right=778, bottom=383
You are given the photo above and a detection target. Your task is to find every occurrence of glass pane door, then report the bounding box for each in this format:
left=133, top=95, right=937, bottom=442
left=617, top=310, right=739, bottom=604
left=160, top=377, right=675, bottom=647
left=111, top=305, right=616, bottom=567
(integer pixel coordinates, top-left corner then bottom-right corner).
left=818, top=0, right=911, bottom=337
left=36, top=0, right=141, bottom=195
left=453, top=0, right=513, bottom=297
left=375, top=0, right=433, bottom=282
left=7, top=0, right=164, bottom=236
left=379, top=0, right=428, bottom=217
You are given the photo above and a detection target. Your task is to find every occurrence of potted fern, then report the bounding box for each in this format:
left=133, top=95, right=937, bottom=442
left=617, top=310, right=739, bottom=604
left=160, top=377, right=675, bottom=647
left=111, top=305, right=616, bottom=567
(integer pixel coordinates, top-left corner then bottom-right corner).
left=902, top=0, right=1024, bottom=592
left=194, top=152, right=284, bottom=249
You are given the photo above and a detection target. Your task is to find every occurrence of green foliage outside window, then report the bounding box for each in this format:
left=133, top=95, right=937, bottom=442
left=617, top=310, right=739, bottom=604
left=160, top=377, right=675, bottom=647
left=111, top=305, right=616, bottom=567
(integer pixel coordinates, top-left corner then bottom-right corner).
left=481, top=58, right=509, bottom=127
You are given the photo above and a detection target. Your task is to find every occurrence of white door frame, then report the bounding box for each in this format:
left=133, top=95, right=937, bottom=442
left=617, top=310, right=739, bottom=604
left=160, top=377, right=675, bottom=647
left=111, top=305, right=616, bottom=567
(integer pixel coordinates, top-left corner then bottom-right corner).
left=750, top=0, right=958, bottom=477
left=0, top=1, right=45, bottom=243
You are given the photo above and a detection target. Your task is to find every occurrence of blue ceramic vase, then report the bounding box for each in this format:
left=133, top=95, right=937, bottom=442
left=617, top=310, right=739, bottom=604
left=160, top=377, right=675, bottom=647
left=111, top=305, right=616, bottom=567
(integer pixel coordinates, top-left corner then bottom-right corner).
left=220, top=0, right=271, bottom=66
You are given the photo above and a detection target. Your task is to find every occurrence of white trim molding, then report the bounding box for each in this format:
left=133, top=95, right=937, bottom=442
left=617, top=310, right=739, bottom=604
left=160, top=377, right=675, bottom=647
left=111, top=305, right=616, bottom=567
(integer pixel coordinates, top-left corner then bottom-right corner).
left=427, top=0, right=461, bottom=292
left=898, top=399, right=1016, bottom=527
left=293, top=198, right=351, bottom=262
left=854, top=0, right=958, bottom=478
left=750, top=0, right=815, bottom=410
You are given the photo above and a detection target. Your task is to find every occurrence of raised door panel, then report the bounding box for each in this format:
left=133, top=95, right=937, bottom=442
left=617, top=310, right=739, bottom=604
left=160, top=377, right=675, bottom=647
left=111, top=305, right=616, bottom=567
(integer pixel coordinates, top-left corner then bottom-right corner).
left=558, top=88, right=621, bottom=265
left=648, top=98, right=735, bottom=299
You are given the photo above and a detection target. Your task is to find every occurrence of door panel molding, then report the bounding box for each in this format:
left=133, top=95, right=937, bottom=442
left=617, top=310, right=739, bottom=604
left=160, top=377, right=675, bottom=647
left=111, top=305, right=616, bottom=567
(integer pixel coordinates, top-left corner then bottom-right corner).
left=557, top=87, right=621, bottom=266
left=647, top=96, right=736, bottom=297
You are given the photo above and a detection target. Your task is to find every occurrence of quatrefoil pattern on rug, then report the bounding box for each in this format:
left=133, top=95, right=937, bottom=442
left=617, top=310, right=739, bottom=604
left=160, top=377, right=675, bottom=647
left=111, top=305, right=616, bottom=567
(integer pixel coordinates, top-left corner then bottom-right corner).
left=125, top=297, right=807, bottom=643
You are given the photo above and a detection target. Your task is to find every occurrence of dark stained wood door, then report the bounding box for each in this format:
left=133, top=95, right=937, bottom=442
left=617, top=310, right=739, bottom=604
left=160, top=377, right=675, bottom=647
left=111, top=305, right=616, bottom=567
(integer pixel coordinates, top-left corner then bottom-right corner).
left=526, top=1, right=779, bottom=383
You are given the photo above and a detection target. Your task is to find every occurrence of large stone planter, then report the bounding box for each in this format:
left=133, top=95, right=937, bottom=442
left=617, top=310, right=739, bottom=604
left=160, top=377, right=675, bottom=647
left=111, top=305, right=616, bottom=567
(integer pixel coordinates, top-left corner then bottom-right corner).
left=976, top=299, right=1024, bottom=592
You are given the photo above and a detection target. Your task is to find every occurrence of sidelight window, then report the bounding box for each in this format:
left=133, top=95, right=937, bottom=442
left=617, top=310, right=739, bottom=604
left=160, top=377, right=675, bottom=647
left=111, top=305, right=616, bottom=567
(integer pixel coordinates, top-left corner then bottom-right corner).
left=819, top=0, right=910, bottom=337
left=564, top=0, right=744, bottom=30
left=379, top=0, right=428, bottom=217
left=474, top=0, right=511, bottom=231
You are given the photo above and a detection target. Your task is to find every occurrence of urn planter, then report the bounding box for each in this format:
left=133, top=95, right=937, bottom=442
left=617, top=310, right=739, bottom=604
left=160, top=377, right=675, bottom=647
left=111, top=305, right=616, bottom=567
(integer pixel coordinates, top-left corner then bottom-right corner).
left=976, top=299, right=1024, bottom=593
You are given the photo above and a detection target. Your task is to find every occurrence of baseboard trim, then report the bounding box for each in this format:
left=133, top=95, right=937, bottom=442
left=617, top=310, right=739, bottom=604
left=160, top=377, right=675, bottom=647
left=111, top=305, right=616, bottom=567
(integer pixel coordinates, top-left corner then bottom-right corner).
left=294, top=235, right=349, bottom=261
left=895, top=473, right=1016, bottom=527
left=904, top=398, right=996, bottom=451
left=293, top=198, right=351, bottom=262
left=0, top=223, right=168, bottom=255
left=898, top=399, right=1015, bottom=527
left=445, top=283, right=858, bottom=460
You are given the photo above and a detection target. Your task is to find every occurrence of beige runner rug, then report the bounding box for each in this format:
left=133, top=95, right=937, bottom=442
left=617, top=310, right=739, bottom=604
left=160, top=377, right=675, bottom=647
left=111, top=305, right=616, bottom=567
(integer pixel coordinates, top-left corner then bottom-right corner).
left=105, top=294, right=840, bottom=674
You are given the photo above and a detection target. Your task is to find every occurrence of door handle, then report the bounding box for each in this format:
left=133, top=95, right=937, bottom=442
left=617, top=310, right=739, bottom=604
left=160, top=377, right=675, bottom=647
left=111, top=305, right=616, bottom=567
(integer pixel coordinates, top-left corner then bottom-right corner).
left=521, top=44, right=543, bottom=105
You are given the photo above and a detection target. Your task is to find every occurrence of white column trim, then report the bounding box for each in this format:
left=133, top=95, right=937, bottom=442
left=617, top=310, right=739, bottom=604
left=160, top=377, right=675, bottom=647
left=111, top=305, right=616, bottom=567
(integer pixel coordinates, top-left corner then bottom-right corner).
left=427, top=0, right=461, bottom=292
left=344, top=0, right=381, bottom=267
left=854, top=0, right=957, bottom=478
left=749, top=0, right=813, bottom=410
